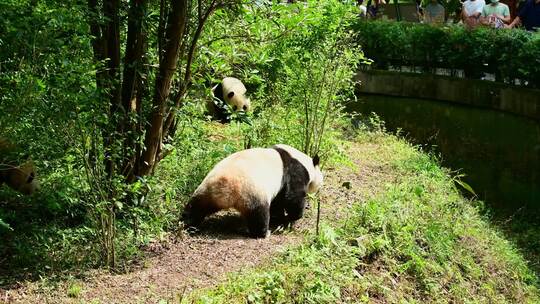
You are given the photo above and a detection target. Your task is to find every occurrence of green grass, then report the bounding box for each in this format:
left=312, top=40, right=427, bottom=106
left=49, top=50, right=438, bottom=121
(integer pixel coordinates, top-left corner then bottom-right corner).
left=67, top=282, right=82, bottom=298
left=188, top=131, right=539, bottom=303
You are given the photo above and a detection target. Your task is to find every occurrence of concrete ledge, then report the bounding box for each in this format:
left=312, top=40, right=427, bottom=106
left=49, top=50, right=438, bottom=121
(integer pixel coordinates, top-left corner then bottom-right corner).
left=356, top=70, right=540, bottom=121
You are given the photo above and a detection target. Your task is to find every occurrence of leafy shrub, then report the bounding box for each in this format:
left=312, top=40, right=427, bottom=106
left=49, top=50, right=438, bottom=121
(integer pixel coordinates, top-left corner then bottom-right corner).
left=198, top=0, right=364, bottom=156
left=352, top=20, right=540, bottom=87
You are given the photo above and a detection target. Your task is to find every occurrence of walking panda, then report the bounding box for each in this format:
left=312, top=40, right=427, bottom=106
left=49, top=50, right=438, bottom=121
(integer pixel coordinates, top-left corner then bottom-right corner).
left=207, top=77, right=251, bottom=122
left=182, top=144, right=323, bottom=238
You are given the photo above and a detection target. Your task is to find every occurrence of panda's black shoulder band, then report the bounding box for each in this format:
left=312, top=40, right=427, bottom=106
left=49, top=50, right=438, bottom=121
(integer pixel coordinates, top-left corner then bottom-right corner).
left=272, top=146, right=292, bottom=168
left=272, top=146, right=310, bottom=190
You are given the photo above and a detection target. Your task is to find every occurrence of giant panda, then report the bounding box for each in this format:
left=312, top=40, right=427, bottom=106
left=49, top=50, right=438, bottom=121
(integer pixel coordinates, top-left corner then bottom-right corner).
left=182, top=144, right=323, bottom=238
left=207, top=77, right=251, bottom=122
left=0, top=138, right=39, bottom=195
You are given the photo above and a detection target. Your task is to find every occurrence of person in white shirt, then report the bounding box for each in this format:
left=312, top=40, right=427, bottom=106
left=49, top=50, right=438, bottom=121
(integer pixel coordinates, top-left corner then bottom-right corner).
left=462, top=0, right=486, bottom=27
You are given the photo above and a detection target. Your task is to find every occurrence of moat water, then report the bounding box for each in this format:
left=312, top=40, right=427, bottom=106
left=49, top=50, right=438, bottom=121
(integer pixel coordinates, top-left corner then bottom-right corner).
left=350, top=94, right=540, bottom=212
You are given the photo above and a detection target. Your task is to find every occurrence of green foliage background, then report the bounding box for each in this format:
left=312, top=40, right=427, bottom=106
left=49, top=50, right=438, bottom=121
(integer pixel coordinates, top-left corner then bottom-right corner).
left=0, top=0, right=361, bottom=282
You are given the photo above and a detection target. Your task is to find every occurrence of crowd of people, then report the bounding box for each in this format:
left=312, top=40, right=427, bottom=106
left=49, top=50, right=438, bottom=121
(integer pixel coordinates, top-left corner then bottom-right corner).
left=461, top=0, right=540, bottom=30
left=357, top=0, right=540, bottom=31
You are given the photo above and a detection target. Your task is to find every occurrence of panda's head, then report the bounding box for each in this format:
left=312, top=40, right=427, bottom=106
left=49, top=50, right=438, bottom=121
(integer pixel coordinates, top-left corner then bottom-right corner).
left=1, top=138, right=39, bottom=195
left=2, top=162, right=39, bottom=195
left=221, top=77, right=251, bottom=112
left=308, top=154, right=323, bottom=194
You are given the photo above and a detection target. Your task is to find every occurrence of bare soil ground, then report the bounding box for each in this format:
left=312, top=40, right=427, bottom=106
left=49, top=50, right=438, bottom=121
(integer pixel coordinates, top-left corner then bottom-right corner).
left=1, top=141, right=396, bottom=304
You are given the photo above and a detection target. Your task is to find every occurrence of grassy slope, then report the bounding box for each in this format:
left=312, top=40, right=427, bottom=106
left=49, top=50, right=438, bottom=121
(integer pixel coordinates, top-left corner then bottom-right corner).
left=188, top=130, right=539, bottom=303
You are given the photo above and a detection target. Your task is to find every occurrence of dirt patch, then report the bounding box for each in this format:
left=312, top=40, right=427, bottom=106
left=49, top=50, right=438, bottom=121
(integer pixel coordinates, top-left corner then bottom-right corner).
left=0, top=141, right=396, bottom=303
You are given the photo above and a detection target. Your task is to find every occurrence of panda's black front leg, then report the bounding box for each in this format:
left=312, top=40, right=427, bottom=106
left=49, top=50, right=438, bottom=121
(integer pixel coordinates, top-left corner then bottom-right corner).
left=246, top=205, right=270, bottom=238
left=284, top=196, right=307, bottom=224
left=269, top=198, right=287, bottom=228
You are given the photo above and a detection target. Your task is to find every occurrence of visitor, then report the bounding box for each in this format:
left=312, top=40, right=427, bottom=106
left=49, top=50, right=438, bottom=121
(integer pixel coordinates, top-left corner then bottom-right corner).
left=481, top=0, right=511, bottom=28
left=416, top=0, right=425, bottom=22
left=462, top=0, right=486, bottom=27
left=366, top=0, right=387, bottom=18
left=357, top=0, right=368, bottom=17
left=424, top=0, right=446, bottom=24
left=507, top=0, right=540, bottom=30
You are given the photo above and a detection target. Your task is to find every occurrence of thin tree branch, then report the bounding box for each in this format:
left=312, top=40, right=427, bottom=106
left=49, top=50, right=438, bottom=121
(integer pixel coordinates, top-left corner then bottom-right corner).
left=157, top=0, right=167, bottom=66
left=87, top=0, right=105, bottom=86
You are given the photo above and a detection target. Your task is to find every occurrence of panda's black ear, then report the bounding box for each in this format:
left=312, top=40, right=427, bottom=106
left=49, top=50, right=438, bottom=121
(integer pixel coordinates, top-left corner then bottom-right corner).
left=312, top=154, right=320, bottom=166
left=227, top=91, right=235, bottom=99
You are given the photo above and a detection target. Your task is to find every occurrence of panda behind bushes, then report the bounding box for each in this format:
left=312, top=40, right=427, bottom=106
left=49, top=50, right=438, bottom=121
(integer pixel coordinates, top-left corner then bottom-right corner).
left=182, top=144, right=323, bottom=238
left=0, top=137, right=39, bottom=195
left=207, top=77, right=251, bottom=122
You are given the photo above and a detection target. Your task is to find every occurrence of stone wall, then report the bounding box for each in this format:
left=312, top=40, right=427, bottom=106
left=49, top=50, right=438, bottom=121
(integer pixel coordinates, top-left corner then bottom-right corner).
left=356, top=70, right=540, bottom=121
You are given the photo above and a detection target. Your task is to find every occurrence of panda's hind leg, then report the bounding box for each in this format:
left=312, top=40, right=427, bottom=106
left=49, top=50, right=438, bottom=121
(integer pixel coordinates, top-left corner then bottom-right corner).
left=244, top=198, right=270, bottom=238
left=246, top=206, right=270, bottom=238
left=182, top=195, right=220, bottom=228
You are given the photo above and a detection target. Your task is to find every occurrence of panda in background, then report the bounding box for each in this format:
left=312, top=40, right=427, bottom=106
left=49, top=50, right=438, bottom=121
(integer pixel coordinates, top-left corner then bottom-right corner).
left=182, top=144, right=323, bottom=238
left=0, top=138, right=39, bottom=195
left=207, top=77, right=251, bottom=123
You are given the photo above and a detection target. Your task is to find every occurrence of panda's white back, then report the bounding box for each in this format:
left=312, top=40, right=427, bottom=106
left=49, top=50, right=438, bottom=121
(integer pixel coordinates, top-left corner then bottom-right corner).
left=194, top=148, right=283, bottom=211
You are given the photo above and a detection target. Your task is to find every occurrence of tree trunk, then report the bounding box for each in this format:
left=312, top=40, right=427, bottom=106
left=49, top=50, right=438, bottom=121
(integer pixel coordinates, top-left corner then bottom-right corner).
left=87, top=0, right=121, bottom=178
left=87, top=0, right=232, bottom=181
left=162, top=0, right=218, bottom=142
left=138, top=0, right=188, bottom=177
left=122, top=0, right=147, bottom=181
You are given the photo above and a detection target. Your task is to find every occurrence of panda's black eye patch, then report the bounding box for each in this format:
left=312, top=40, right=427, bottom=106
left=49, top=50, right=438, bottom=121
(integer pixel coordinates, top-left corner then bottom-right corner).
left=243, top=105, right=247, bottom=111
left=27, top=172, right=35, bottom=183
left=232, top=105, right=237, bottom=111
left=227, top=92, right=235, bottom=99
